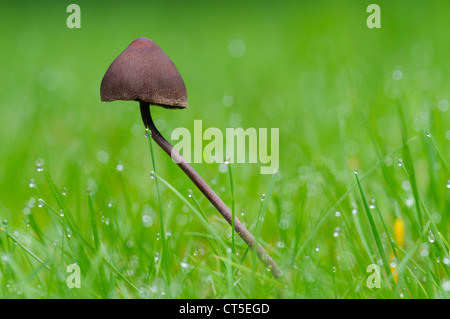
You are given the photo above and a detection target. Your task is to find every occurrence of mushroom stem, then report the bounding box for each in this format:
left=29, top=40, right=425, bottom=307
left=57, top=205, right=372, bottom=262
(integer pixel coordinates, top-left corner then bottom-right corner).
left=139, top=101, right=281, bottom=279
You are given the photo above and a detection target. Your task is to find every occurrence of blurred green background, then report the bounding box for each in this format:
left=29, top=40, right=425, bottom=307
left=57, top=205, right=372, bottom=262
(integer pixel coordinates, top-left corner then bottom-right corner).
left=0, top=0, right=449, bottom=298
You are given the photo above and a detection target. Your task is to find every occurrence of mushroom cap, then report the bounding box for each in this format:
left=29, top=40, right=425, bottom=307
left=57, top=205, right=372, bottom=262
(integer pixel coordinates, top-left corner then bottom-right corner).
left=100, top=37, right=187, bottom=109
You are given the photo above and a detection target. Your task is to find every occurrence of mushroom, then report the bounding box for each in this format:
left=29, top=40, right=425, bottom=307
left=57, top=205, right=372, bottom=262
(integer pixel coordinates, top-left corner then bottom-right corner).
left=100, top=37, right=281, bottom=278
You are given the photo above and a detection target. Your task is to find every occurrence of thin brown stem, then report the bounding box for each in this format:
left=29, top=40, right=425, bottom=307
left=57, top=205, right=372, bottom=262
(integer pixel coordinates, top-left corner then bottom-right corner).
left=139, top=101, right=281, bottom=279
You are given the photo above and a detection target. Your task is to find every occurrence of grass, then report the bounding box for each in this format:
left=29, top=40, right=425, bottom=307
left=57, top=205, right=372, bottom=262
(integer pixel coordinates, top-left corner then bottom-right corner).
left=0, top=0, right=449, bottom=299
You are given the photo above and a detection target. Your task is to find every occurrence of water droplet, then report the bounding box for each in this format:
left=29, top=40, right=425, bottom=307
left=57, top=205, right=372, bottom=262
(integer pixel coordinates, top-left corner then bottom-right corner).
left=393, top=69, right=403, bottom=81
left=150, top=171, right=156, bottom=179
left=59, top=210, right=64, bottom=217
left=354, top=169, right=358, bottom=175
left=446, top=180, right=450, bottom=189
left=29, top=179, right=36, bottom=188
left=188, top=190, right=193, bottom=198
left=226, top=248, right=232, bottom=254
left=351, top=209, right=358, bottom=215
left=260, top=194, right=266, bottom=201
left=37, top=199, right=44, bottom=208
left=428, top=230, right=435, bottom=243
left=116, top=164, right=124, bottom=172
left=420, top=243, right=429, bottom=257
left=442, top=280, right=450, bottom=292
left=142, top=214, right=153, bottom=227
left=335, top=211, right=341, bottom=217
left=276, top=241, right=285, bottom=248
left=442, top=257, right=450, bottom=265
left=425, top=130, right=431, bottom=138
left=397, top=159, right=403, bottom=167
left=218, top=163, right=228, bottom=173
left=2, top=219, right=9, bottom=228
left=62, top=187, right=68, bottom=196
left=241, top=210, right=245, bottom=216
left=315, top=244, right=320, bottom=252
left=369, top=199, right=376, bottom=209
left=332, top=267, right=337, bottom=273
left=405, top=198, right=414, bottom=207
left=36, top=158, right=44, bottom=167
left=333, top=227, right=340, bottom=238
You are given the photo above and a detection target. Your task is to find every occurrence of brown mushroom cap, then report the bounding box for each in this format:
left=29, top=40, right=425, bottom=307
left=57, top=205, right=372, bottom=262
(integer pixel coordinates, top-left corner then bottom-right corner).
left=100, top=37, right=187, bottom=109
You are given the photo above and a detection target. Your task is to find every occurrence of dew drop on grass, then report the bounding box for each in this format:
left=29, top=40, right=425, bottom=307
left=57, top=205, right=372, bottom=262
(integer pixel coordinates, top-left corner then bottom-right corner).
left=335, top=211, right=341, bottom=217
left=332, top=267, right=337, bottom=273
left=260, top=193, right=266, bottom=201
left=218, top=163, right=228, bottom=173
left=405, top=198, right=414, bottom=207
left=353, top=169, right=358, bottom=175
left=116, top=164, right=124, bottom=172
left=442, top=257, right=450, bottom=265
left=142, top=215, right=153, bottom=227
left=29, top=179, right=36, bottom=188
left=428, top=230, right=435, bottom=243
left=188, top=189, right=193, bottom=198
left=369, top=199, right=376, bottom=209
left=397, top=159, right=403, bottom=167
left=315, top=244, right=320, bottom=252
left=37, top=199, right=44, bottom=207
left=62, top=187, right=68, bottom=196
left=35, top=158, right=44, bottom=172
left=425, top=130, right=431, bottom=138
left=393, top=69, right=403, bottom=81
left=180, top=262, right=189, bottom=269
left=446, top=180, right=450, bottom=189
left=352, top=209, right=358, bottom=215
left=150, top=171, right=156, bottom=179
left=333, top=227, right=340, bottom=238
left=420, top=244, right=429, bottom=257
left=442, top=280, right=450, bottom=292
left=276, top=241, right=285, bottom=248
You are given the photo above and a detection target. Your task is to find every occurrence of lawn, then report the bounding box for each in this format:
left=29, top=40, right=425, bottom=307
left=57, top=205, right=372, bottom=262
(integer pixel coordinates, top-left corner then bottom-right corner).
left=0, top=0, right=449, bottom=299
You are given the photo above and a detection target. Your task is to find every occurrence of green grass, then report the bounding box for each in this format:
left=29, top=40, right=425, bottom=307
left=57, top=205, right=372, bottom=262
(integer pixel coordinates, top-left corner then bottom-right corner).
left=0, top=0, right=449, bottom=299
